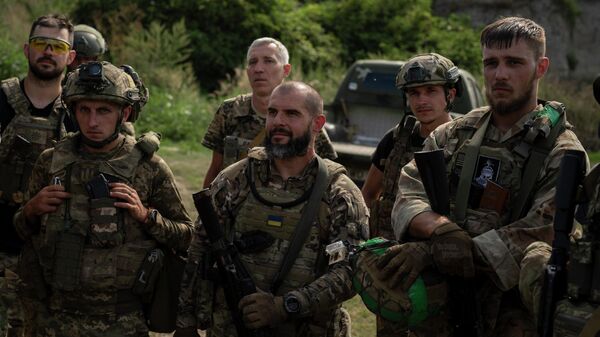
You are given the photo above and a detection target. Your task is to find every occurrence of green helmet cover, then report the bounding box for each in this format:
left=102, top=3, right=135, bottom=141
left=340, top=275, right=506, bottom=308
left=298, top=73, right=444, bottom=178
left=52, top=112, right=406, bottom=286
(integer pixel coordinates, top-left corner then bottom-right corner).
left=396, top=53, right=459, bottom=90
left=63, top=61, right=141, bottom=117
left=352, top=237, right=444, bottom=326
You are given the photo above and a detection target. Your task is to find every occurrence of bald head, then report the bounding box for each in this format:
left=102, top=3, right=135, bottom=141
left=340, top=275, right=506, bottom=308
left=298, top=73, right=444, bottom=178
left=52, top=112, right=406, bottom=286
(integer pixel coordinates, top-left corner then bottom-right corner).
left=271, top=81, right=323, bottom=117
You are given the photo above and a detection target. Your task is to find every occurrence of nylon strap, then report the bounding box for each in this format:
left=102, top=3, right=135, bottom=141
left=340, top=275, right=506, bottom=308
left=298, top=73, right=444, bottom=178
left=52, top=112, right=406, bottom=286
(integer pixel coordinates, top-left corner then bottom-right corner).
left=270, top=155, right=330, bottom=293
left=239, top=129, right=266, bottom=160
left=454, top=112, right=491, bottom=223
left=510, top=111, right=565, bottom=221
left=579, top=305, right=600, bottom=337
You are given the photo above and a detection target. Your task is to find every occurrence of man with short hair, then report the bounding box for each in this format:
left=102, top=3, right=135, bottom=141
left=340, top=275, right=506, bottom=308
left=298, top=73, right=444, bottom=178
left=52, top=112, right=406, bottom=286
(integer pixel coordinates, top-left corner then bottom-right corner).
left=360, top=52, right=457, bottom=337
left=177, top=81, right=368, bottom=337
left=13, top=61, right=193, bottom=336
left=201, top=37, right=336, bottom=188
left=0, top=14, right=75, bottom=336
left=381, top=17, right=587, bottom=336
left=362, top=53, right=457, bottom=240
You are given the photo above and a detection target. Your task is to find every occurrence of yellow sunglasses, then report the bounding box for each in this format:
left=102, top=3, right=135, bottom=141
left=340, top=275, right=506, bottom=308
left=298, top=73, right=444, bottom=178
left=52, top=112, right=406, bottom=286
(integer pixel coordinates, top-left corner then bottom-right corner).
left=29, top=36, right=71, bottom=54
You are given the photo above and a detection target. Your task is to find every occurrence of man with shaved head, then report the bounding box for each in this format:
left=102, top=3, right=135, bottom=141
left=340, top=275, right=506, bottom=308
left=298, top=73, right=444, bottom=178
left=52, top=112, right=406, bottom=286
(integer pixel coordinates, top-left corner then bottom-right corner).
left=177, top=81, right=368, bottom=337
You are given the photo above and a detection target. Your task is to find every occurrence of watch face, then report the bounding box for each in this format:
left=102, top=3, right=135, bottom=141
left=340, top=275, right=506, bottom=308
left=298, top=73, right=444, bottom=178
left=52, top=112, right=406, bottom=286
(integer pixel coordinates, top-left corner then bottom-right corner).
left=285, top=296, right=301, bottom=313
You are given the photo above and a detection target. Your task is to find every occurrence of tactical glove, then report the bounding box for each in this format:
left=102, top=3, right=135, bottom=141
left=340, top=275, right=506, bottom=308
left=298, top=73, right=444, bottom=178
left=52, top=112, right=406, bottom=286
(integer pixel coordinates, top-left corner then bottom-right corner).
left=376, top=241, right=433, bottom=290
left=430, top=222, right=474, bottom=278
left=238, top=289, right=288, bottom=329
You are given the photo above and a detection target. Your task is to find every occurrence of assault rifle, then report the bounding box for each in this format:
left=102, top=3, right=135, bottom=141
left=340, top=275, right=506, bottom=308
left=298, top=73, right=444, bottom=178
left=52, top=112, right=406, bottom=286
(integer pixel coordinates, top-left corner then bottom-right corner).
left=192, top=189, right=271, bottom=337
left=537, top=149, right=587, bottom=337
left=414, top=149, right=483, bottom=337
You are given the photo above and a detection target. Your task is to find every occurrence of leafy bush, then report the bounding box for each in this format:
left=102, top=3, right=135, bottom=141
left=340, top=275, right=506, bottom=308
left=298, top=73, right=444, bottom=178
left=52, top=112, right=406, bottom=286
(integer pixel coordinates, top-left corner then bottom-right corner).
left=0, top=34, right=27, bottom=80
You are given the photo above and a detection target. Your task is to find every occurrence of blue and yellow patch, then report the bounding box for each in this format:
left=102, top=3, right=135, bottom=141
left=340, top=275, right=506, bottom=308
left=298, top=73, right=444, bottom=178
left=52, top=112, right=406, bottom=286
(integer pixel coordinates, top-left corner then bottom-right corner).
left=267, top=215, right=283, bottom=227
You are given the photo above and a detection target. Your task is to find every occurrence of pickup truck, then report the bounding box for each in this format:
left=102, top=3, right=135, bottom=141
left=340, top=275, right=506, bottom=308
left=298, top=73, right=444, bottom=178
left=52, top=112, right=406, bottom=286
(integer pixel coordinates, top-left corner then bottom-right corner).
left=324, top=59, right=486, bottom=185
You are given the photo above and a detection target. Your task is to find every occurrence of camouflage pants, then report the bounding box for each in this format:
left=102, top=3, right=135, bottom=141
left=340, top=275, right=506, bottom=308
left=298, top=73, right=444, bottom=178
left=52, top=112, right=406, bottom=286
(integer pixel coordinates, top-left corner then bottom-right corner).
left=375, top=310, right=451, bottom=337
left=0, top=252, right=24, bottom=336
left=32, top=310, right=149, bottom=337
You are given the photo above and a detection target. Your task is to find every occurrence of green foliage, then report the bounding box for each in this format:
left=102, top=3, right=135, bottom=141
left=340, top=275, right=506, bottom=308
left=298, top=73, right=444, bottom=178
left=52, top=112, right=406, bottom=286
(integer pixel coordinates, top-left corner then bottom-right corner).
left=0, top=34, right=27, bottom=79
left=554, top=0, right=580, bottom=29
left=539, top=78, right=600, bottom=150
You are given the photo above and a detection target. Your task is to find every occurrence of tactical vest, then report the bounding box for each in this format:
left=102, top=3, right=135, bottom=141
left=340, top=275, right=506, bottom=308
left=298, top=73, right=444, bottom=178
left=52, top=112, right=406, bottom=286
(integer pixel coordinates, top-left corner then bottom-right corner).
left=371, top=116, right=421, bottom=239
left=447, top=102, right=566, bottom=234
left=231, top=156, right=345, bottom=336
left=37, top=135, right=156, bottom=314
left=0, top=77, right=66, bottom=205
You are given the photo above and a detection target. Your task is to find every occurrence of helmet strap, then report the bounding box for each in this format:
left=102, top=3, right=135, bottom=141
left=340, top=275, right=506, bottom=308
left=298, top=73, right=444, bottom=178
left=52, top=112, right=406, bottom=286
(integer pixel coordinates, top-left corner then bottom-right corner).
left=444, top=86, right=454, bottom=112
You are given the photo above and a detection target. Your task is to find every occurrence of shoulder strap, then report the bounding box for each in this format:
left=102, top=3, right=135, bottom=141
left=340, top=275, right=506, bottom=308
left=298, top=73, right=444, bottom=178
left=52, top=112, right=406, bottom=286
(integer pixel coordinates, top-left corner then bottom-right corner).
left=454, top=112, right=492, bottom=223
left=1, top=78, right=29, bottom=116
left=510, top=104, right=566, bottom=221
left=270, top=155, right=331, bottom=293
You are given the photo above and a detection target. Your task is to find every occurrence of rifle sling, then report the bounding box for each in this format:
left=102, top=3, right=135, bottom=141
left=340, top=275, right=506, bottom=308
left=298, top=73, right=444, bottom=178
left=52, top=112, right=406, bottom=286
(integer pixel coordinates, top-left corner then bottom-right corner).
left=454, top=112, right=491, bottom=223
left=270, top=155, right=330, bottom=293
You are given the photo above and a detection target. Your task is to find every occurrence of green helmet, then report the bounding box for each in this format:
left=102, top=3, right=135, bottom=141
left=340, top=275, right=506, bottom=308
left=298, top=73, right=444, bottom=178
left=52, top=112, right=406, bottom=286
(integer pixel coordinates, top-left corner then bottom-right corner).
left=396, top=53, right=459, bottom=90
left=351, top=238, right=447, bottom=326
left=73, top=24, right=107, bottom=57
left=63, top=61, right=141, bottom=115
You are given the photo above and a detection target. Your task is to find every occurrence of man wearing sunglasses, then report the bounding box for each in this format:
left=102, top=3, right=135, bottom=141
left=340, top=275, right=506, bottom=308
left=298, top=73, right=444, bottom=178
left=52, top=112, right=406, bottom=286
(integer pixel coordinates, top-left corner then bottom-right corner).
left=0, top=14, right=75, bottom=337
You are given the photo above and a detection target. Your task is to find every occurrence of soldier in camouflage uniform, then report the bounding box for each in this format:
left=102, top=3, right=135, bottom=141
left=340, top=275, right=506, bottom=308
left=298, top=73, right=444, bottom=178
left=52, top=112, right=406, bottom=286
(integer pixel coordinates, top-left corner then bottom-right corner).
left=177, top=81, right=369, bottom=337
left=519, top=76, right=600, bottom=337
left=0, top=14, right=76, bottom=337
left=360, top=53, right=457, bottom=337
left=362, top=53, right=457, bottom=239
left=12, top=61, right=193, bottom=337
left=202, top=37, right=336, bottom=188
left=383, top=17, right=588, bottom=337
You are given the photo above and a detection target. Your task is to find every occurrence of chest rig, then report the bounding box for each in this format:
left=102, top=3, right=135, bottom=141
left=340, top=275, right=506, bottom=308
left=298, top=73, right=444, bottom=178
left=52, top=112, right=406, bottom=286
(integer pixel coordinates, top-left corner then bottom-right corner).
left=447, top=102, right=566, bottom=235
left=0, top=78, right=66, bottom=205
left=230, top=156, right=341, bottom=296
left=37, top=135, right=156, bottom=313
left=372, top=116, right=421, bottom=239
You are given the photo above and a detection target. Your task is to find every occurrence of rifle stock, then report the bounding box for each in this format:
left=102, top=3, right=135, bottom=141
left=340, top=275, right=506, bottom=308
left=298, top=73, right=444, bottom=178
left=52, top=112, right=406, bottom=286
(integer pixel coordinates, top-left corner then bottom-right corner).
left=538, top=149, right=587, bottom=337
left=192, top=189, right=271, bottom=337
left=414, top=149, right=483, bottom=337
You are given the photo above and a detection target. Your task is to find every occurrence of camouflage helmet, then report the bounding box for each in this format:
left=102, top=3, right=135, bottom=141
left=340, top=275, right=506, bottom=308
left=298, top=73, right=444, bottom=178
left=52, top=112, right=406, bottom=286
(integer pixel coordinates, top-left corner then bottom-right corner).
left=63, top=61, right=142, bottom=120
left=351, top=238, right=448, bottom=326
left=73, top=24, right=106, bottom=57
left=396, top=53, right=460, bottom=90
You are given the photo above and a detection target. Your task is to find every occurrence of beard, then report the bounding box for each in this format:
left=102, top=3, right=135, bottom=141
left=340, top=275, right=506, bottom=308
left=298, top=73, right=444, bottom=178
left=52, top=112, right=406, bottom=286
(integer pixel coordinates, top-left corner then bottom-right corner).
left=29, top=56, right=64, bottom=80
left=486, top=71, right=536, bottom=116
left=265, top=126, right=312, bottom=159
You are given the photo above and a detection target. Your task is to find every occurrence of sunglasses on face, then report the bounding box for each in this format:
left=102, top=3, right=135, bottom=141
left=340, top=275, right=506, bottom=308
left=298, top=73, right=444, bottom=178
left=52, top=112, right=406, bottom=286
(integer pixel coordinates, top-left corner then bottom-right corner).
left=28, top=36, right=71, bottom=54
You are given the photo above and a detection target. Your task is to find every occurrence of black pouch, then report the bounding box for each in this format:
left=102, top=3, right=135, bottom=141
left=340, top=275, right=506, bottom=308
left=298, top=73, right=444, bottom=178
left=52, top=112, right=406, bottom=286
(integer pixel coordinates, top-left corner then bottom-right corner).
left=133, top=248, right=164, bottom=301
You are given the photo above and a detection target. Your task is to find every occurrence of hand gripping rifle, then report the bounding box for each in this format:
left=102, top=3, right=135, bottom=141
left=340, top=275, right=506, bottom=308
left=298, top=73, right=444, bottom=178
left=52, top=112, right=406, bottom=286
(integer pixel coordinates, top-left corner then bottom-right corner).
left=537, top=149, right=587, bottom=337
left=414, top=149, right=483, bottom=337
left=192, top=189, right=271, bottom=337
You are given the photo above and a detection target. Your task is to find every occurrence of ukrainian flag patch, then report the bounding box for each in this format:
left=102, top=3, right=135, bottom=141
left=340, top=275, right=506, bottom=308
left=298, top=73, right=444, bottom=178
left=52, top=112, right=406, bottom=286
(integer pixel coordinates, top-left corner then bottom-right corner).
left=267, top=215, right=283, bottom=227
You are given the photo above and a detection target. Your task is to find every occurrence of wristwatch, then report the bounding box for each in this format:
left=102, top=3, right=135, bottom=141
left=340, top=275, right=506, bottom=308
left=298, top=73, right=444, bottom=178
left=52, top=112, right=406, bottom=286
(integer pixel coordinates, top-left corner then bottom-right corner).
left=283, top=293, right=301, bottom=316
left=145, top=208, right=158, bottom=224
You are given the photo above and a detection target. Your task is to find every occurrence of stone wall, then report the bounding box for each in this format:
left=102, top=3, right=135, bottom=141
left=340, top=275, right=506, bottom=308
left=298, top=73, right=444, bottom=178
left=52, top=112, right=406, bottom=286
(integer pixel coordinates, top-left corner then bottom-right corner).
left=432, top=0, right=600, bottom=81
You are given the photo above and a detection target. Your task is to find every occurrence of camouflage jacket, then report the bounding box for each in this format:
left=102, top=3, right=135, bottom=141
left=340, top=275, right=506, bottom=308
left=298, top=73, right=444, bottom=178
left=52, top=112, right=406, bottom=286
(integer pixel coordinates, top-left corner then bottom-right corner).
left=392, top=103, right=588, bottom=291
left=202, top=93, right=338, bottom=160
left=14, top=134, right=193, bottom=248
left=179, top=147, right=368, bottom=336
